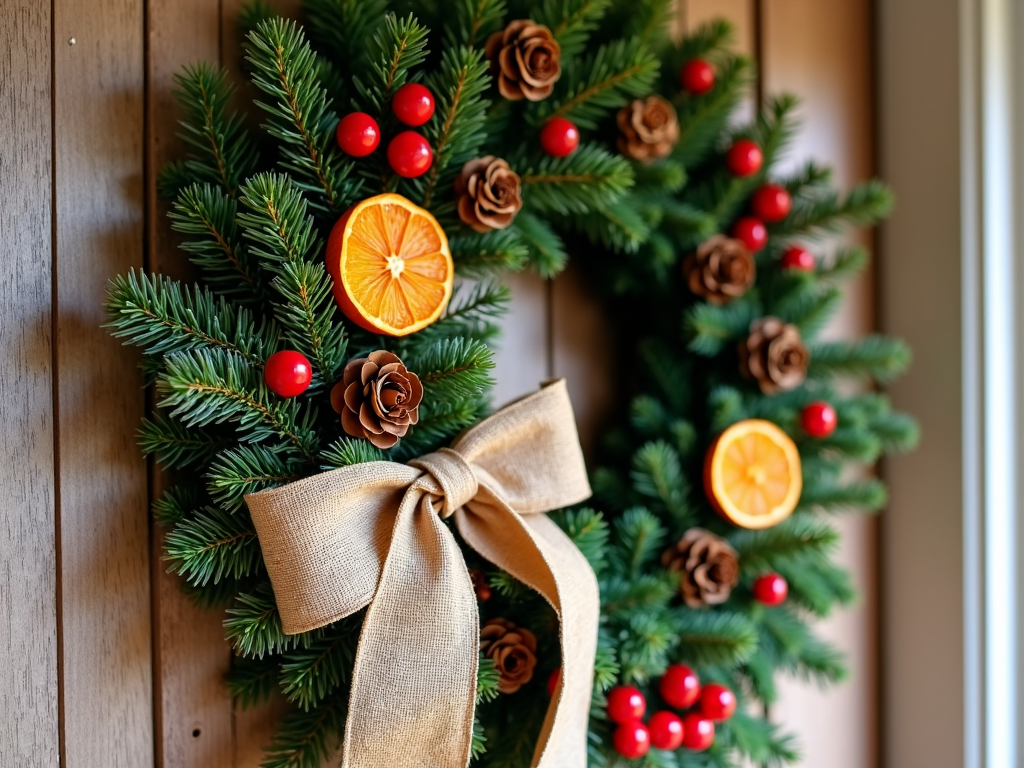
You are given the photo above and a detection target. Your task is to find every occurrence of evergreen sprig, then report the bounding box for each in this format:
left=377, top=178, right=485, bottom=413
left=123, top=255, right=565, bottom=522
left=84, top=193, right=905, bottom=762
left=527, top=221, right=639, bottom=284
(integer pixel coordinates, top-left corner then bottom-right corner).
left=246, top=18, right=357, bottom=213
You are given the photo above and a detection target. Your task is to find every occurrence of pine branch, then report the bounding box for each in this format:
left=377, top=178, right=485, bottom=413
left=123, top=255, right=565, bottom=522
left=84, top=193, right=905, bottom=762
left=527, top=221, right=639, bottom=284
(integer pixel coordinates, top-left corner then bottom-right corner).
left=671, top=609, right=759, bottom=667
left=207, top=444, right=307, bottom=513
left=105, top=270, right=278, bottom=366
left=355, top=13, right=430, bottom=116
left=157, top=348, right=320, bottom=461
left=279, top=619, right=359, bottom=710
left=539, top=38, right=660, bottom=128
left=551, top=507, right=610, bottom=575
left=798, top=478, right=888, bottom=513
left=225, top=581, right=314, bottom=658
left=165, top=504, right=262, bottom=587
left=399, top=336, right=495, bottom=404
left=416, top=46, right=491, bottom=209
left=510, top=211, right=568, bottom=277
left=607, top=508, right=667, bottom=578
left=153, top=484, right=204, bottom=528
left=260, top=696, right=345, bottom=768
left=139, top=413, right=227, bottom=471
left=169, top=184, right=266, bottom=303
left=729, top=516, right=840, bottom=576
left=227, top=655, right=280, bottom=710
left=320, top=437, right=387, bottom=469
left=171, top=62, right=259, bottom=195
left=535, top=0, right=612, bottom=60
left=684, top=296, right=760, bottom=357
left=245, top=18, right=356, bottom=213
left=774, top=179, right=895, bottom=239
left=303, top=0, right=387, bottom=83
left=807, top=335, right=912, bottom=383
left=391, top=396, right=489, bottom=458
left=630, top=442, right=692, bottom=528
left=444, top=0, right=506, bottom=49
left=520, top=144, right=634, bottom=215
left=239, top=173, right=348, bottom=385
left=449, top=229, right=529, bottom=275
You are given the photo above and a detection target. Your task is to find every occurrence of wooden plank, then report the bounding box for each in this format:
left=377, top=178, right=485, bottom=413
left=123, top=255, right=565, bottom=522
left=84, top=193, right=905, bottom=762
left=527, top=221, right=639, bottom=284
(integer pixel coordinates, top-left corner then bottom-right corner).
left=492, top=272, right=551, bottom=407
left=145, top=2, right=236, bottom=766
left=0, top=3, right=59, bottom=766
left=758, top=3, right=878, bottom=767
left=52, top=0, right=153, bottom=765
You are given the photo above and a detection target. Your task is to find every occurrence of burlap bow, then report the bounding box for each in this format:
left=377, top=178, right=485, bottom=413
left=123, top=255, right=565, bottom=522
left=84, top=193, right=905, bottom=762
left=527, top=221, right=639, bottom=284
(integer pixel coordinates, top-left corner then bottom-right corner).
left=245, top=379, right=599, bottom=768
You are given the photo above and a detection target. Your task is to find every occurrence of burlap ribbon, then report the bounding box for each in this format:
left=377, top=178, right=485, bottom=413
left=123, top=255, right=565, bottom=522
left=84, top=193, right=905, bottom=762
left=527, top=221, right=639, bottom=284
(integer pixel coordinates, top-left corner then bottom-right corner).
left=245, top=379, right=599, bottom=768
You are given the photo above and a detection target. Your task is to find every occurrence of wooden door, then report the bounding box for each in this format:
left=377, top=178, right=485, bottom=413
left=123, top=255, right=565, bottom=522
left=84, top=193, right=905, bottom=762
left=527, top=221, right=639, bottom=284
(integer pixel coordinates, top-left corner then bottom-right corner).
left=0, top=1, right=879, bottom=765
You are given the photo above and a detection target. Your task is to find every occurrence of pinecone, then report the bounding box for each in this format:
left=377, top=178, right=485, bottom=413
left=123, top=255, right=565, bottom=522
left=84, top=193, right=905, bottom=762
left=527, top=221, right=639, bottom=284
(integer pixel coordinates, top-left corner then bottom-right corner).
left=616, top=95, right=679, bottom=162
left=330, top=350, right=423, bottom=450
left=662, top=528, right=740, bottom=608
left=485, top=20, right=561, bottom=101
left=683, top=235, right=756, bottom=304
left=480, top=618, right=538, bottom=694
left=455, top=157, right=523, bottom=232
left=739, top=317, right=810, bottom=394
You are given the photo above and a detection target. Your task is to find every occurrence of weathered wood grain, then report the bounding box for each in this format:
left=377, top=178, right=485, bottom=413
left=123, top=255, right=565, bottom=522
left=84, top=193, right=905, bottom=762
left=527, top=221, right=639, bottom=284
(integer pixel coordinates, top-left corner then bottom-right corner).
left=759, top=3, right=878, bottom=767
left=145, top=1, right=236, bottom=766
left=0, top=3, right=60, bottom=766
left=53, top=0, right=152, bottom=765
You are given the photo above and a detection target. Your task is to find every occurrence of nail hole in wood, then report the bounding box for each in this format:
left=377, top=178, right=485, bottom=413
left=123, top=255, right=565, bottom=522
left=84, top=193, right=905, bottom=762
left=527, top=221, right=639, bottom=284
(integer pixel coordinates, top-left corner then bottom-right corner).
left=192, top=728, right=201, bottom=738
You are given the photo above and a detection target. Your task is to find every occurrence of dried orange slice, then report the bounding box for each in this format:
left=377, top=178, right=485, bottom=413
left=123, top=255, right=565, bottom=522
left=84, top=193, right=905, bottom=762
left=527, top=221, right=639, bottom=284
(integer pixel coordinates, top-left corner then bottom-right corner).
left=703, top=419, right=802, bottom=529
left=326, top=193, right=453, bottom=337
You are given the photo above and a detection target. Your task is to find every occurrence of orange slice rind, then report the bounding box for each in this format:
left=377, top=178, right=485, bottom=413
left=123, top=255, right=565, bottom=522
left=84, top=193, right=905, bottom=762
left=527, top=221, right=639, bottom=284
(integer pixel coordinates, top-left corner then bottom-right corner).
left=703, top=419, right=802, bottom=529
left=326, top=193, right=453, bottom=337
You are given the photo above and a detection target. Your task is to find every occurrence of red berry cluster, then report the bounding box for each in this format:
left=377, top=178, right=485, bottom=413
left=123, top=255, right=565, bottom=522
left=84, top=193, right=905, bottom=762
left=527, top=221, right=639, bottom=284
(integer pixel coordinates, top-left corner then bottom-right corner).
left=336, top=83, right=437, bottom=178
left=606, top=665, right=738, bottom=758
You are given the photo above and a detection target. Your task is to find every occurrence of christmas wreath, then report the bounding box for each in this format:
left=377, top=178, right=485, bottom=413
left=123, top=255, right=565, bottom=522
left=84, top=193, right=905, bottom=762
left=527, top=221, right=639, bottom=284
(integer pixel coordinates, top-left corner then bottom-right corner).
left=105, top=1, right=917, bottom=766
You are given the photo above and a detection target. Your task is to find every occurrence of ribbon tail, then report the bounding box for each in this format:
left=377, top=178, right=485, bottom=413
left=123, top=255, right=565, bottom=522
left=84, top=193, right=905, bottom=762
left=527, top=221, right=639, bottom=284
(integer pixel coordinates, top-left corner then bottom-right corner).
left=343, top=488, right=479, bottom=768
left=456, top=498, right=599, bottom=768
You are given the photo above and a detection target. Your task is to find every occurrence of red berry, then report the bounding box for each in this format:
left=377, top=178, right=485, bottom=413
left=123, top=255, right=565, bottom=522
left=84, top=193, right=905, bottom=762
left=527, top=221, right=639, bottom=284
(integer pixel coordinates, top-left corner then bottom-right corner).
left=682, top=713, right=715, bottom=751
left=659, top=665, right=700, bottom=709
left=801, top=401, right=838, bottom=438
left=613, top=722, right=651, bottom=759
left=680, top=58, right=715, bottom=95
left=751, top=184, right=792, bottom=222
left=540, top=117, right=580, bottom=157
left=336, top=112, right=380, bottom=157
left=607, top=686, right=646, bottom=724
left=392, top=83, right=435, bottom=126
left=732, top=217, right=768, bottom=252
left=781, top=245, right=816, bottom=271
left=699, top=684, right=737, bottom=721
left=264, top=351, right=312, bottom=398
left=726, top=139, right=763, bottom=176
left=753, top=572, right=789, bottom=606
left=648, top=711, right=685, bottom=750
left=387, top=131, right=433, bottom=178
left=548, top=668, right=561, bottom=697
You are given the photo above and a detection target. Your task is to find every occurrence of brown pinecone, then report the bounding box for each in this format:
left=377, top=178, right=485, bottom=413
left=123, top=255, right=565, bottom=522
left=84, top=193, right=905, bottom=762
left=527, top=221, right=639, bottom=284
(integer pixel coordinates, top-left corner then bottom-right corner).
left=683, top=235, right=756, bottom=304
left=616, top=95, right=679, bottom=162
left=480, top=618, right=537, bottom=694
left=485, top=20, right=561, bottom=101
left=455, top=157, right=523, bottom=232
left=662, top=528, right=740, bottom=608
left=739, top=317, right=810, bottom=394
left=330, top=350, right=423, bottom=450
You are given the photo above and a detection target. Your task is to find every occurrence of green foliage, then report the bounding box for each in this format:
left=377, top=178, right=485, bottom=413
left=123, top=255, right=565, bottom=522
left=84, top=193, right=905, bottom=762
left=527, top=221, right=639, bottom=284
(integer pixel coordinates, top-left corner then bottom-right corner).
left=170, top=63, right=259, bottom=194
left=246, top=18, right=357, bottom=213
left=168, top=184, right=265, bottom=303
left=165, top=504, right=262, bottom=587
left=355, top=13, right=431, bottom=116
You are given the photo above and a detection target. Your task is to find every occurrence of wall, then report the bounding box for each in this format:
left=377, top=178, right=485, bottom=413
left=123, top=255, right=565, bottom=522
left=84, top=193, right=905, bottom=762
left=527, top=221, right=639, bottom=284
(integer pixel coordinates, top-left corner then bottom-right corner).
left=0, top=1, right=882, bottom=765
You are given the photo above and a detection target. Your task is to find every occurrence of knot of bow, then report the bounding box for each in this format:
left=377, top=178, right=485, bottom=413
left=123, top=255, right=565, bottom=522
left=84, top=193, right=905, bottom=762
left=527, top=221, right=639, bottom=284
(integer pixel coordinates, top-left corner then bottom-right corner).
left=245, top=380, right=599, bottom=768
